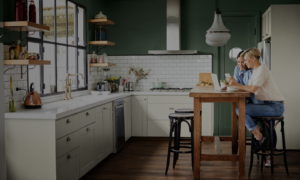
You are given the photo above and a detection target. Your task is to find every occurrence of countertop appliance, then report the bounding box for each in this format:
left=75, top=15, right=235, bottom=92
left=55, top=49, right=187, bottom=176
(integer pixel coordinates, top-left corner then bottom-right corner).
left=113, top=99, right=125, bottom=153
left=125, top=82, right=134, bottom=91
left=257, top=40, right=271, bottom=70
left=23, top=83, right=42, bottom=109
left=97, top=81, right=109, bottom=91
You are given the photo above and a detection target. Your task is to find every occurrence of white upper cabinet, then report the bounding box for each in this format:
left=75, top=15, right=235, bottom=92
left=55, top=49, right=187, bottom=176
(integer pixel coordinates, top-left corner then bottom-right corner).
left=262, top=7, right=272, bottom=40
left=132, top=96, right=148, bottom=137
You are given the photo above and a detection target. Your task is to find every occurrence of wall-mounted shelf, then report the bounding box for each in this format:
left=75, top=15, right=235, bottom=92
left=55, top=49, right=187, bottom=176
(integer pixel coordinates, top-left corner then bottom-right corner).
left=4, top=60, right=51, bottom=65
left=89, top=63, right=115, bottom=75
left=89, top=63, right=116, bottom=67
left=88, top=19, right=115, bottom=25
left=3, top=60, right=51, bottom=79
left=89, top=41, right=115, bottom=46
left=3, top=21, right=50, bottom=32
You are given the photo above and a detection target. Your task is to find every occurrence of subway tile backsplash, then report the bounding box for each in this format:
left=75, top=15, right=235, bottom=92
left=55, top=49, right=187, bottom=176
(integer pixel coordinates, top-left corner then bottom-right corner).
left=107, top=55, right=212, bottom=91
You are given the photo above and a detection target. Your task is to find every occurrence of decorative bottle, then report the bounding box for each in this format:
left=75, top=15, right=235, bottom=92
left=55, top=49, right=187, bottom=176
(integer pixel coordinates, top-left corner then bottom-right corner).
left=29, top=0, right=36, bottom=23
left=9, top=76, right=17, bottom=112
left=22, top=0, right=27, bottom=21
left=15, top=0, right=23, bottom=21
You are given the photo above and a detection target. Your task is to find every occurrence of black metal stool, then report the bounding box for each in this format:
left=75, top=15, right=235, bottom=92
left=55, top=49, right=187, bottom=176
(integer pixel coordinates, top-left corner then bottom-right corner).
left=248, top=116, right=289, bottom=177
left=165, top=113, right=194, bottom=175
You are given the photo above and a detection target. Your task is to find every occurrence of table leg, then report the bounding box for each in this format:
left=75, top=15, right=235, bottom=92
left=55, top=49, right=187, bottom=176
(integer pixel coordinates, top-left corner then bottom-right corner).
left=238, top=98, right=246, bottom=179
left=194, top=98, right=202, bottom=180
left=232, top=102, right=237, bottom=154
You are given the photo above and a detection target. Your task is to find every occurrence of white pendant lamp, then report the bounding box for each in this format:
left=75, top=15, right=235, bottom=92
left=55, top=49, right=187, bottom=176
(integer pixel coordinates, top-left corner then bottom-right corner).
left=206, top=0, right=231, bottom=46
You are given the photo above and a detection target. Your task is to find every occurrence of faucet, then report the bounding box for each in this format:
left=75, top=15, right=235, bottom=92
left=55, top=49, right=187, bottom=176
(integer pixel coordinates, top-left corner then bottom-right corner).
left=64, top=73, right=84, bottom=100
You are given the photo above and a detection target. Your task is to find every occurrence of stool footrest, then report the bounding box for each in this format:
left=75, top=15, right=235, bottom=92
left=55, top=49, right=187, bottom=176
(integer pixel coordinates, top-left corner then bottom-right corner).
left=254, top=149, right=284, bottom=156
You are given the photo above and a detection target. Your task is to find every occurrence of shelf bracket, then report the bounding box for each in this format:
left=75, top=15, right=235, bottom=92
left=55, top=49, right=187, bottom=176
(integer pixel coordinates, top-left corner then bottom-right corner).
left=21, top=65, right=36, bottom=79
left=89, top=67, right=106, bottom=75
left=0, top=29, right=14, bottom=39
left=3, top=65, right=16, bottom=74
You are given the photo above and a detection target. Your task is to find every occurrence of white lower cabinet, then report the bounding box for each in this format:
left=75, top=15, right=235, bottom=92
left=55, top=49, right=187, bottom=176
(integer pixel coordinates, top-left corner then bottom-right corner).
left=78, top=123, right=97, bottom=177
left=95, top=102, right=114, bottom=165
left=56, top=148, right=80, bottom=180
left=132, top=96, right=148, bottom=137
left=124, top=97, right=132, bottom=141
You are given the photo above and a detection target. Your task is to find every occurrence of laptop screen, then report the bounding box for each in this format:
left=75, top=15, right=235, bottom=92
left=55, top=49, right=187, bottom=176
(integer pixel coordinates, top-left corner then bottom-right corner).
left=211, top=74, right=221, bottom=91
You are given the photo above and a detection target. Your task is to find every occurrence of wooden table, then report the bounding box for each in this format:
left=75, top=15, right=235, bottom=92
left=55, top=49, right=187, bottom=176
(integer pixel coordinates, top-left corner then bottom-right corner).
left=189, top=87, right=250, bottom=180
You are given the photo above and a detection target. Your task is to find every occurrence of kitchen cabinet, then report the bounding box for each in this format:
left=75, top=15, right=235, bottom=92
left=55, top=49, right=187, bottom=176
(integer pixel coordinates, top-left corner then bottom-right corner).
left=56, top=148, right=80, bottom=180
left=132, top=96, right=148, bottom=137
left=78, top=123, right=96, bottom=177
left=124, top=96, right=132, bottom=141
left=262, top=7, right=271, bottom=40
left=95, top=102, right=114, bottom=164
left=147, top=96, right=213, bottom=137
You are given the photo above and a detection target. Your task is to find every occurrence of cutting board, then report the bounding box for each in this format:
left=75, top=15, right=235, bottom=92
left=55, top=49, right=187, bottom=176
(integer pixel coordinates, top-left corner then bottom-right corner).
left=197, top=73, right=213, bottom=87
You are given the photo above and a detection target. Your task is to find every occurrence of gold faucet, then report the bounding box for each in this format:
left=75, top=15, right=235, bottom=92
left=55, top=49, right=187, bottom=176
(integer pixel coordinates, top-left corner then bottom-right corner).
left=64, top=73, right=84, bottom=100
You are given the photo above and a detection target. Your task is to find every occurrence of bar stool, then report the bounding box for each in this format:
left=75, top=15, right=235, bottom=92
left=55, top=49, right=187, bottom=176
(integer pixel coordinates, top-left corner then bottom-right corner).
left=248, top=116, right=289, bottom=177
left=165, top=113, right=194, bottom=175
left=173, top=109, right=194, bottom=165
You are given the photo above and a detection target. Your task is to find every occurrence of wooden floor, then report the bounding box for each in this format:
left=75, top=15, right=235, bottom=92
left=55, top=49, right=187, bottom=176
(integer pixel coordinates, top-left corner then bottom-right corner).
left=81, top=137, right=300, bottom=180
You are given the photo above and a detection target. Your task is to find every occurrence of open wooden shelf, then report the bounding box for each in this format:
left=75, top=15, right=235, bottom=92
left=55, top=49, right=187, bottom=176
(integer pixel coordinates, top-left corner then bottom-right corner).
left=88, top=19, right=115, bottom=25
left=4, top=60, right=51, bottom=65
left=89, top=63, right=116, bottom=67
left=3, top=21, right=50, bottom=32
left=89, top=41, right=115, bottom=46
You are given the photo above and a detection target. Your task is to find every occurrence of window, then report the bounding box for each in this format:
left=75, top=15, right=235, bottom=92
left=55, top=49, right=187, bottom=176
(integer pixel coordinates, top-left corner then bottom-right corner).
left=28, top=0, right=87, bottom=96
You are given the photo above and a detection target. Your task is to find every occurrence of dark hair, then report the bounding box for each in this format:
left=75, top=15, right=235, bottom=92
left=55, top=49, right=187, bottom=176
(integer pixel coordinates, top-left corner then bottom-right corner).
left=237, top=50, right=244, bottom=59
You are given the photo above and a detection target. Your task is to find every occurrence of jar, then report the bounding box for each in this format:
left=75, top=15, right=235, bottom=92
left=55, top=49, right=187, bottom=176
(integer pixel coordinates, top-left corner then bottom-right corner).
left=102, top=53, right=108, bottom=63
left=91, top=51, right=97, bottom=63
left=98, top=55, right=104, bottom=63
left=29, top=0, right=36, bottom=23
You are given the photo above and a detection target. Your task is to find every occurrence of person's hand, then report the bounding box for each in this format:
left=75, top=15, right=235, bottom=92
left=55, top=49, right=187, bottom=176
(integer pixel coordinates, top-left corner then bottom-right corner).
left=228, top=77, right=236, bottom=84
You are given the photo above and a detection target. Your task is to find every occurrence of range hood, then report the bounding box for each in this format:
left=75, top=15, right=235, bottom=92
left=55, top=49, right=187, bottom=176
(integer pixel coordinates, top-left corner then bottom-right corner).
left=148, top=0, right=197, bottom=55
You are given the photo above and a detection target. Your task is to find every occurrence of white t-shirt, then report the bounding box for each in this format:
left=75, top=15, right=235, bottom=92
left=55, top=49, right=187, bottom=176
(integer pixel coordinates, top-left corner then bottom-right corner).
left=248, top=64, right=284, bottom=101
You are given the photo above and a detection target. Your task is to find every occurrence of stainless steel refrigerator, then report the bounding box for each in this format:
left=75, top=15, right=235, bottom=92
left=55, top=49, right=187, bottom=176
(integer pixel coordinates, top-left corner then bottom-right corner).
left=257, top=40, right=271, bottom=70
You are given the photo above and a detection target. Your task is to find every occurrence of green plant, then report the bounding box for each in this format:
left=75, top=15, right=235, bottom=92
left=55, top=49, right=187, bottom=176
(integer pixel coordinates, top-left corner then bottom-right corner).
left=128, top=66, right=151, bottom=83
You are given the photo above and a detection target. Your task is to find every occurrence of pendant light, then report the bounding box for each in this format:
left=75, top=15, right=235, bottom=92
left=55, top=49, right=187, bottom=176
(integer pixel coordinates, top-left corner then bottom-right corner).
left=206, top=0, right=231, bottom=46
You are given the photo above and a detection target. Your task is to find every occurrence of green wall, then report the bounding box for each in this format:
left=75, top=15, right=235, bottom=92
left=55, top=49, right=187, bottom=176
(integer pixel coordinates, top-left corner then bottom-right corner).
left=0, top=0, right=3, bottom=43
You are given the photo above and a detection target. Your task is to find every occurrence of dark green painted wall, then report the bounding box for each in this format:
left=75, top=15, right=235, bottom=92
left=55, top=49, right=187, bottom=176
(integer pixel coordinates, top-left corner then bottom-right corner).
left=0, top=0, right=3, bottom=43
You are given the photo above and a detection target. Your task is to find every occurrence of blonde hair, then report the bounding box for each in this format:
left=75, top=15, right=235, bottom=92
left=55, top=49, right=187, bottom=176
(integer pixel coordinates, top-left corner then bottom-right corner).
left=241, top=47, right=261, bottom=60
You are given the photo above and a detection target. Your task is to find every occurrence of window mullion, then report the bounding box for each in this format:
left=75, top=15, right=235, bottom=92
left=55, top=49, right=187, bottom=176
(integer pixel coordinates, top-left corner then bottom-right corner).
left=54, top=0, right=57, bottom=92
left=75, top=4, right=79, bottom=88
left=40, top=0, right=44, bottom=94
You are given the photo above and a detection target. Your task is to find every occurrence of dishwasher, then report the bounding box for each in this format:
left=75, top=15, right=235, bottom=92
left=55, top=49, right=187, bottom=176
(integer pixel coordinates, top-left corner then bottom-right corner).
left=113, top=99, right=125, bottom=153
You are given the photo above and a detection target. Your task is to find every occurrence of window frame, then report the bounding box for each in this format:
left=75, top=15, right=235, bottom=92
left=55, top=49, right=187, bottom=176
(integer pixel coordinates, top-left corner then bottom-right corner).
left=28, top=0, right=87, bottom=97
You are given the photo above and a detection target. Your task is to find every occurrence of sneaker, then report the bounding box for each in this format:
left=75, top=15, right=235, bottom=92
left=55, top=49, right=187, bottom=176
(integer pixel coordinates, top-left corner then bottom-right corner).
left=252, top=136, right=268, bottom=153
left=265, top=156, right=274, bottom=167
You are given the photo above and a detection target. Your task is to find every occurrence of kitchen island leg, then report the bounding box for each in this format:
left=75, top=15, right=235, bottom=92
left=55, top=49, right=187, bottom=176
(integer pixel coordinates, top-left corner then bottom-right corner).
left=194, top=98, right=202, bottom=180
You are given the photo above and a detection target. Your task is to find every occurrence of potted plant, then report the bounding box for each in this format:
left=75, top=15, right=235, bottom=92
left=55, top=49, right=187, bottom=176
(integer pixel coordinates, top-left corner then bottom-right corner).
left=128, top=66, right=151, bottom=91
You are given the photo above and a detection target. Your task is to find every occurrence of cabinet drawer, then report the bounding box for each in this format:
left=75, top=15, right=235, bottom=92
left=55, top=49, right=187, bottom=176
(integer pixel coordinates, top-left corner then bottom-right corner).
left=56, top=115, right=79, bottom=139
left=78, top=108, right=96, bottom=128
left=56, top=131, right=79, bottom=158
left=148, top=103, right=193, bottom=120
left=56, top=148, right=79, bottom=180
left=148, top=96, right=193, bottom=104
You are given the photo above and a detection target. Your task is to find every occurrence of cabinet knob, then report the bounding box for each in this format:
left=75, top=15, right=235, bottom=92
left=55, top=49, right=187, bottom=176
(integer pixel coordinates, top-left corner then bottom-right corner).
left=67, top=155, right=71, bottom=160
left=86, top=128, right=90, bottom=131
left=144, top=99, right=146, bottom=100
left=66, top=119, right=71, bottom=124
left=169, top=108, right=174, bottom=110
left=86, top=112, right=89, bottom=116
left=103, top=108, right=105, bottom=110
left=66, top=137, right=71, bottom=142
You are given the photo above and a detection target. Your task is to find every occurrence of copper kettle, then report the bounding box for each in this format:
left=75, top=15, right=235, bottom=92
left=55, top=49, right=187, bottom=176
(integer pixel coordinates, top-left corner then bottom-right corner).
left=23, top=83, right=42, bottom=109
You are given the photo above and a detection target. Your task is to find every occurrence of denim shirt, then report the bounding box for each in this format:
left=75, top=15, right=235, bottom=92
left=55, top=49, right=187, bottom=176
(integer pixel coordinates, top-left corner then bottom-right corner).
left=233, top=65, right=264, bottom=104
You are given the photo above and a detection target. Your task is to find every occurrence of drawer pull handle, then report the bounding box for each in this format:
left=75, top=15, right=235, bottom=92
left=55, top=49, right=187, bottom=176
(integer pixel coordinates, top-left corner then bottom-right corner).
left=86, top=112, right=89, bottom=116
left=169, top=108, right=174, bottom=110
left=66, top=119, right=71, bottom=124
left=86, top=128, right=90, bottom=131
left=67, top=155, right=71, bottom=159
left=66, top=137, right=71, bottom=142
left=144, top=99, right=146, bottom=100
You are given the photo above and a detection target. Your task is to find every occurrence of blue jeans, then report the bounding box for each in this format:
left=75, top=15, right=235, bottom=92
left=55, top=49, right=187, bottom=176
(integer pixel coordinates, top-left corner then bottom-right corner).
left=236, top=101, right=284, bottom=147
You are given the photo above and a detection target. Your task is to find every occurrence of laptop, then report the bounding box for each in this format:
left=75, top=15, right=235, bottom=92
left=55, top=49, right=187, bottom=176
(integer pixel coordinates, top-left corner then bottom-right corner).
left=211, top=74, right=226, bottom=92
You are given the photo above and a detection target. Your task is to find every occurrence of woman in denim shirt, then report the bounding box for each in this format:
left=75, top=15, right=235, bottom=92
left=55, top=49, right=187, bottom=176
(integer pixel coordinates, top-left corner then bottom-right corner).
left=230, top=50, right=278, bottom=166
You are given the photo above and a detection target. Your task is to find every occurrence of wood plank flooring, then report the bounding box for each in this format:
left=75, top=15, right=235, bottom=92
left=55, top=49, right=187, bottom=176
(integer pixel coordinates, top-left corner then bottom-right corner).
left=81, top=137, right=300, bottom=180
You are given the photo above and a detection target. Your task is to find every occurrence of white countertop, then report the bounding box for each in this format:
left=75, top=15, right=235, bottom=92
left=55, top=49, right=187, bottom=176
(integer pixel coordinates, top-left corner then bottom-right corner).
left=5, top=91, right=190, bottom=120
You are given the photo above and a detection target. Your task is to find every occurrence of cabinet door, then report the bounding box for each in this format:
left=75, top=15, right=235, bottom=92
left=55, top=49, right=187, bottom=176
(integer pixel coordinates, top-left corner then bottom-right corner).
left=57, top=148, right=79, bottom=180
left=95, top=105, right=105, bottom=163
left=262, top=15, right=267, bottom=39
left=132, top=96, right=147, bottom=137
left=124, top=97, right=132, bottom=141
left=79, top=123, right=96, bottom=177
left=103, top=103, right=114, bottom=155
left=267, top=11, right=271, bottom=37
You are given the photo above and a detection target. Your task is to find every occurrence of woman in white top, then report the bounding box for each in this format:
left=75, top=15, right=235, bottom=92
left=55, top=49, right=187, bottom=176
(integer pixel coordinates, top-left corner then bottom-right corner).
left=227, top=48, right=284, bottom=156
